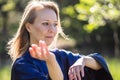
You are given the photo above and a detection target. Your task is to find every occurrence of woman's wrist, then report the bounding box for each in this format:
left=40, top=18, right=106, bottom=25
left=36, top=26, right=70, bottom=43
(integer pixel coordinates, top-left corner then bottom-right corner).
left=46, top=52, right=56, bottom=64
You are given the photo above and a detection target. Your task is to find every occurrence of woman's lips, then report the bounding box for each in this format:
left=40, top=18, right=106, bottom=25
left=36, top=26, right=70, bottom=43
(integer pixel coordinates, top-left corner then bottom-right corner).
left=45, top=36, right=54, bottom=39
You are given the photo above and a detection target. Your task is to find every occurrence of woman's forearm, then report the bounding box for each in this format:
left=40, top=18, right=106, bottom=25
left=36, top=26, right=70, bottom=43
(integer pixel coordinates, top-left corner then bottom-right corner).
left=84, top=56, right=102, bottom=70
left=46, top=55, right=63, bottom=80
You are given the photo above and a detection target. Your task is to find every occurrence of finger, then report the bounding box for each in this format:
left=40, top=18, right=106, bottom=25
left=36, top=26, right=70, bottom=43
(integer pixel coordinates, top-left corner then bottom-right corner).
left=31, top=44, right=40, bottom=58
left=37, top=47, right=41, bottom=53
left=68, top=68, right=74, bottom=80
left=42, top=41, right=47, bottom=54
left=68, top=74, right=74, bottom=80
left=72, top=68, right=77, bottom=80
left=29, top=47, right=36, bottom=58
left=80, top=66, right=85, bottom=77
left=39, top=40, right=44, bottom=55
left=37, top=46, right=42, bottom=58
left=41, top=41, right=47, bottom=57
left=42, top=41, right=49, bottom=55
left=76, top=67, right=81, bottom=80
left=39, top=40, right=46, bottom=57
left=39, top=40, right=49, bottom=60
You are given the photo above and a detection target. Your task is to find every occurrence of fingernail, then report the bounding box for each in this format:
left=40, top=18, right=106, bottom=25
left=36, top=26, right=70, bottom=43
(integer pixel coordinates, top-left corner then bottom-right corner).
left=42, top=41, right=45, bottom=43
left=39, top=40, right=45, bottom=43
left=39, top=40, right=42, bottom=43
left=31, top=44, right=36, bottom=46
left=82, top=74, right=84, bottom=77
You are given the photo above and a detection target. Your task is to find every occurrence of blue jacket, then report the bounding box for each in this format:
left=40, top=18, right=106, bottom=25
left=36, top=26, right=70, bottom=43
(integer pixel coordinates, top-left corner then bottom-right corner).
left=11, top=49, right=113, bottom=80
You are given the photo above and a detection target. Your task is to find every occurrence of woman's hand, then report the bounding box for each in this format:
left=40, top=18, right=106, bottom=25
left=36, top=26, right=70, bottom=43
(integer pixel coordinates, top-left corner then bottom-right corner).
left=29, top=40, right=63, bottom=80
left=68, top=57, right=85, bottom=80
left=68, top=56, right=102, bottom=80
left=29, top=40, right=55, bottom=62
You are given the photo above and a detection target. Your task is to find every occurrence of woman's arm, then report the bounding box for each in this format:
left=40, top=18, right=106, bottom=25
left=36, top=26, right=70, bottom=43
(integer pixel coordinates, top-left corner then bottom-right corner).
left=46, top=53, right=63, bottom=80
left=84, top=56, right=101, bottom=70
left=29, top=41, right=63, bottom=80
left=68, top=55, right=102, bottom=80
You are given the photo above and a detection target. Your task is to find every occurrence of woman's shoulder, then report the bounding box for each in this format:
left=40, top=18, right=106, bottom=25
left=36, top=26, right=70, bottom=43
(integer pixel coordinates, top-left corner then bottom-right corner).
left=50, top=48, right=73, bottom=55
left=12, top=50, right=37, bottom=67
left=13, top=53, right=31, bottom=67
left=50, top=48, right=81, bottom=57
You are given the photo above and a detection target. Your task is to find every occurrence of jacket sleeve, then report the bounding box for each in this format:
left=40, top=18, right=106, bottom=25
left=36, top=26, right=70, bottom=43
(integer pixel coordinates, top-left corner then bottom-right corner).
left=87, top=53, right=113, bottom=80
left=66, top=51, right=113, bottom=80
left=11, top=59, right=48, bottom=80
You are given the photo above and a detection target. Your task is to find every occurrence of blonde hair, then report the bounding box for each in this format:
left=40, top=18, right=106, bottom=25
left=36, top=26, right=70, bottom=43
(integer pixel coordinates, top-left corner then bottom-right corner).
left=7, top=0, right=66, bottom=61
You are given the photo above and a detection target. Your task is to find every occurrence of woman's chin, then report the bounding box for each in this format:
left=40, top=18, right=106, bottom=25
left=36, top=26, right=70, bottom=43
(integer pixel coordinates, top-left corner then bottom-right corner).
left=46, top=42, right=52, bottom=46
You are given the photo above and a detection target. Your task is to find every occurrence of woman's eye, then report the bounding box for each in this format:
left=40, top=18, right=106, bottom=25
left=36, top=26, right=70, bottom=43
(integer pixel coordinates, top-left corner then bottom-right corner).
left=42, top=22, right=49, bottom=26
left=54, top=23, right=58, bottom=27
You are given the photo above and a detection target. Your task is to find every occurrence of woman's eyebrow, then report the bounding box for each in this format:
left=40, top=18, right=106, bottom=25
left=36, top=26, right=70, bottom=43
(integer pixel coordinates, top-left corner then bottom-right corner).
left=41, top=19, right=57, bottom=22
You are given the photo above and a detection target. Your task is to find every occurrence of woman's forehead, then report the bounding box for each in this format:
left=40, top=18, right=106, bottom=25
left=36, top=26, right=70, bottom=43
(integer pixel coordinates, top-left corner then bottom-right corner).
left=34, top=8, right=58, bottom=22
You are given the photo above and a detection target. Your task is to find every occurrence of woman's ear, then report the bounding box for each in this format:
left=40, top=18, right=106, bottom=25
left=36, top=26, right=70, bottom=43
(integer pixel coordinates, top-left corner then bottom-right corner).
left=25, top=22, right=31, bottom=32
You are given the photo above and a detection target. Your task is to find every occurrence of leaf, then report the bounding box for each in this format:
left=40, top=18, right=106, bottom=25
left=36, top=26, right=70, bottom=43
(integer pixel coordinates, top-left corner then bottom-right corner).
left=2, top=1, right=15, bottom=12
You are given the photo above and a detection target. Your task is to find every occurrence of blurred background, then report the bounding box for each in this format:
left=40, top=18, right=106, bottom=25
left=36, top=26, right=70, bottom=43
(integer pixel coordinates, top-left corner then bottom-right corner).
left=0, top=0, right=120, bottom=80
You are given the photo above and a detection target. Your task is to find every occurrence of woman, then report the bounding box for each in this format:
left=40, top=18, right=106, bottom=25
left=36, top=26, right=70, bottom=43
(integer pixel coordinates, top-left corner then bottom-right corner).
left=7, top=0, right=113, bottom=80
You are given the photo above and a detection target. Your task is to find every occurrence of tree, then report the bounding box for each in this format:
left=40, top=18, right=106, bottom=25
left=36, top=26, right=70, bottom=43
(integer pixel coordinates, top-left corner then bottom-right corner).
left=61, top=0, right=120, bottom=57
left=0, top=0, right=16, bottom=53
left=0, top=0, right=30, bottom=54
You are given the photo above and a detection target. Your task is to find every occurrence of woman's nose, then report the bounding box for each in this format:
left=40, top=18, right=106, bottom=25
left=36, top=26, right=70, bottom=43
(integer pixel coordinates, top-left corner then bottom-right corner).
left=48, top=25, right=56, bottom=32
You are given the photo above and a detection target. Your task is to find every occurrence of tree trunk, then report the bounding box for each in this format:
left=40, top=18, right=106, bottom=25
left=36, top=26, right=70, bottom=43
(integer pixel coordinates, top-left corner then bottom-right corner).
left=1, top=12, right=9, bottom=39
left=113, top=29, right=120, bottom=57
left=0, top=12, right=9, bottom=54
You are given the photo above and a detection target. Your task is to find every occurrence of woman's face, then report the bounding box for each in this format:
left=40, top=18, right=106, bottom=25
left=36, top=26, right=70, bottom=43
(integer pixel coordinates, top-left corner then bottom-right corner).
left=26, top=8, right=58, bottom=46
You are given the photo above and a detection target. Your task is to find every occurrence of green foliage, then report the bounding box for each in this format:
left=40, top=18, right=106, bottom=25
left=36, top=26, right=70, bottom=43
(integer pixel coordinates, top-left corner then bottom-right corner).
left=2, top=0, right=15, bottom=12
left=83, top=23, right=98, bottom=33
left=80, top=0, right=96, bottom=6
left=62, top=6, right=76, bottom=18
left=74, top=0, right=120, bottom=33
left=61, top=0, right=120, bottom=33
left=60, top=0, right=120, bottom=57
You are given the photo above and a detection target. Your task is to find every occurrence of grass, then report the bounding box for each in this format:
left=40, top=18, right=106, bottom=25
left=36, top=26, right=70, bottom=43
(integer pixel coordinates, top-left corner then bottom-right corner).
left=0, top=58, right=119, bottom=80
left=106, top=58, right=120, bottom=80
left=0, top=66, right=11, bottom=80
